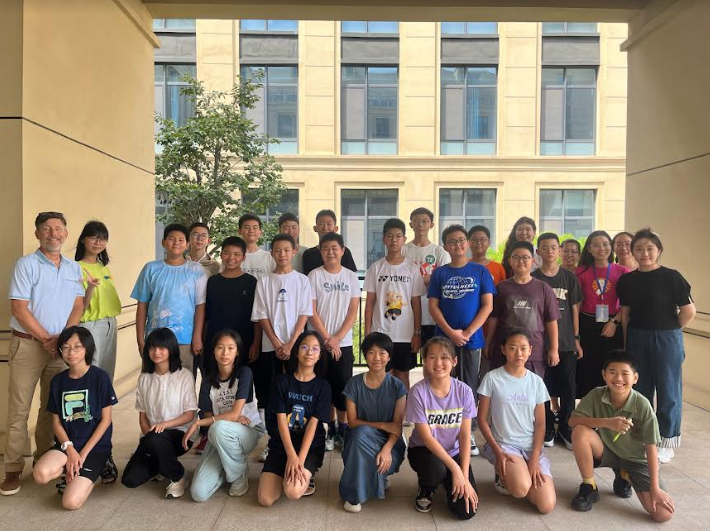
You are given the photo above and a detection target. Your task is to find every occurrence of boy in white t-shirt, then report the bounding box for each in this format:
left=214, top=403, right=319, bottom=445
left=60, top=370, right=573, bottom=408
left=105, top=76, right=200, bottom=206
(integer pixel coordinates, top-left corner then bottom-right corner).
left=364, top=218, right=425, bottom=390
left=403, top=207, right=450, bottom=347
left=251, top=234, right=313, bottom=461
left=308, top=232, right=361, bottom=450
left=239, top=214, right=276, bottom=280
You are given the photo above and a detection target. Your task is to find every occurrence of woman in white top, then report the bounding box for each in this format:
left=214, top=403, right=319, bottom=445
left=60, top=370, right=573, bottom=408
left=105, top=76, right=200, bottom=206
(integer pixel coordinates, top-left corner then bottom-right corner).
left=120, top=328, right=197, bottom=499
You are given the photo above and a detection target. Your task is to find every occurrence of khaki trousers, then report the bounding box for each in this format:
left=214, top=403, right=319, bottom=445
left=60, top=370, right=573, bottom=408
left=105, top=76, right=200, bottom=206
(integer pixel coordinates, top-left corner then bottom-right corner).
left=3, top=336, right=66, bottom=473
left=178, top=344, right=195, bottom=377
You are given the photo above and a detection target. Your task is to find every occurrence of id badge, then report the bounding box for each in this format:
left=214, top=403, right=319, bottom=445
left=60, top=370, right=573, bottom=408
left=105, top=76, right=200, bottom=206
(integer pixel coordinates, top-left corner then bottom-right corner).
left=596, top=304, right=609, bottom=323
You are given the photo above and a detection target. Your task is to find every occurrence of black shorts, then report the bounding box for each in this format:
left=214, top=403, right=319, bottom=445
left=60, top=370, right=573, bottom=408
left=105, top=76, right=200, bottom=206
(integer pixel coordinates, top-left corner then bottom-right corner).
left=421, top=325, right=436, bottom=346
left=386, top=342, right=417, bottom=372
left=52, top=442, right=110, bottom=483
left=593, top=445, right=665, bottom=493
left=327, top=345, right=354, bottom=411
left=261, top=444, right=325, bottom=477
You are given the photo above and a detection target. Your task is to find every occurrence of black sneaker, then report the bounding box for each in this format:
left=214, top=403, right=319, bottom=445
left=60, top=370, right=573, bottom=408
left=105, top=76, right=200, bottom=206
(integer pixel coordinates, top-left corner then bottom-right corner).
left=571, top=483, right=600, bottom=511
left=100, top=455, right=119, bottom=484
left=612, top=469, right=632, bottom=499
left=558, top=425, right=574, bottom=450
left=56, top=475, right=66, bottom=495
left=415, top=487, right=435, bottom=513
left=544, top=426, right=556, bottom=447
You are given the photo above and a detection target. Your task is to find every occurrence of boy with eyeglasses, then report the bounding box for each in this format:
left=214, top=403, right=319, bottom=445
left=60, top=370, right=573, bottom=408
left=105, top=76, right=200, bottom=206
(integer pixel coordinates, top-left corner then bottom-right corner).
left=468, top=225, right=506, bottom=286
left=187, top=222, right=220, bottom=277
left=484, top=241, right=560, bottom=379
left=364, top=218, right=425, bottom=390
left=429, top=225, right=496, bottom=455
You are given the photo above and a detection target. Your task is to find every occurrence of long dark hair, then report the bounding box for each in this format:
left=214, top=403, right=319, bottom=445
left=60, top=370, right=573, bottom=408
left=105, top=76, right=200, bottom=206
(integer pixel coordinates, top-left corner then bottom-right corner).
left=578, top=230, right=614, bottom=273
left=75, top=220, right=110, bottom=265
left=142, top=328, right=182, bottom=374
left=57, top=326, right=96, bottom=365
left=502, top=216, right=537, bottom=277
left=207, top=329, right=245, bottom=390
left=288, top=331, right=327, bottom=377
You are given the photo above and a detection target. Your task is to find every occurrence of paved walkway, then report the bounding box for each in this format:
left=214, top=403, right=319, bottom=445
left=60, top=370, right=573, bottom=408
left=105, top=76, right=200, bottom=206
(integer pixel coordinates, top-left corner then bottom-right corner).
left=2, top=371, right=709, bottom=530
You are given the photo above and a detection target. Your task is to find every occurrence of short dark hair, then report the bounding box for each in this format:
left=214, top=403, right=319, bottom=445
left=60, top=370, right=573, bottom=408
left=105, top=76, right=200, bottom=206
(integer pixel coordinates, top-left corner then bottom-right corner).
left=442, top=224, right=467, bottom=244
left=75, top=220, right=110, bottom=265
left=288, top=331, right=328, bottom=377
left=422, top=336, right=456, bottom=360
left=502, top=327, right=532, bottom=344
left=561, top=238, right=581, bottom=252
left=361, top=332, right=394, bottom=358
left=57, top=326, right=95, bottom=365
left=467, top=225, right=490, bottom=239
left=35, top=211, right=67, bottom=228
left=315, top=209, right=337, bottom=224
left=410, top=207, right=434, bottom=222
left=238, top=214, right=262, bottom=230
left=188, top=222, right=210, bottom=235
left=319, top=232, right=344, bottom=248
left=271, top=233, right=295, bottom=248
left=631, top=228, right=664, bottom=254
left=206, top=329, right=246, bottom=390
left=383, top=218, right=406, bottom=235
left=537, top=232, right=560, bottom=245
left=220, top=236, right=247, bottom=255
left=142, top=328, right=182, bottom=374
left=278, top=212, right=299, bottom=227
left=510, top=240, right=535, bottom=255
left=163, top=223, right=189, bottom=241
left=603, top=349, right=637, bottom=372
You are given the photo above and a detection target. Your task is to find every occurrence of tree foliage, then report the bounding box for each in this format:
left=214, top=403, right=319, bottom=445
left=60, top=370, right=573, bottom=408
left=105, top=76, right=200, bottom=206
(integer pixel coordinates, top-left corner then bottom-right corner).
left=155, top=74, right=285, bottom=249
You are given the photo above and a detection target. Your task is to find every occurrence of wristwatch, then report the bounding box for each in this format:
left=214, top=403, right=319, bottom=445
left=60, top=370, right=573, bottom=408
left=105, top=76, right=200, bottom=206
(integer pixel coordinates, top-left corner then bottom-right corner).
left=574, top=335, right=581, bottom=340
left=60, top=440, right=74, bottom=452
left=610, top=318, right=621, bottom=326
left=413, top=329, right=422, bottom=336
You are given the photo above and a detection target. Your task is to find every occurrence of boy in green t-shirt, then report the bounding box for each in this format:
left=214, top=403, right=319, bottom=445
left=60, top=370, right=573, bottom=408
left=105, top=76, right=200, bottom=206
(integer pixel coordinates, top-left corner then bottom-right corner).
left=569, top=350, right=674, bottom=523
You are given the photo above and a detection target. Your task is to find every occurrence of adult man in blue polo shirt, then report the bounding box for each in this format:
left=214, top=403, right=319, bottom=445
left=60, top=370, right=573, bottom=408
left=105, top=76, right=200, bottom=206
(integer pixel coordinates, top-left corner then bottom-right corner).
left=1, top=212, right=85, bottom=496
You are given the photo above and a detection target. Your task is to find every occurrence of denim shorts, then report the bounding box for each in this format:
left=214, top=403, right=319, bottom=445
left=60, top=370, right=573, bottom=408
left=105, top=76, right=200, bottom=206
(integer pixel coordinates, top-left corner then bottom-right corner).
left=482, top=443, right=553, bottom=478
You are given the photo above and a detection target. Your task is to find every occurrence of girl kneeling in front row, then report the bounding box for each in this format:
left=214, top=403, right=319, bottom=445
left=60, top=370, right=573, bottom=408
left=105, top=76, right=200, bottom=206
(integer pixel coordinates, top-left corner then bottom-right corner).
left=339, top=332, right=407, bottom=513
left=478, top=328, right=556, bottom=513
left=407, top=337, right=478, bottom=520
left=187, top=330, right=265, bottom=501
left=33, top=326, right=118, bottom=510
left=257, top=331, right=331, bottom=506
left=121, top=328, right=198, bottom=498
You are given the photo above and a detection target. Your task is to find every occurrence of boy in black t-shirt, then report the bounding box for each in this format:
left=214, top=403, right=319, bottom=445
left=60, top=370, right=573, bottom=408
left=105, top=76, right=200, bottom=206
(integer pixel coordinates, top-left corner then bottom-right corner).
left=532, top=233, right=583, bottom=449
left=302, top=210, right=358, bottom=275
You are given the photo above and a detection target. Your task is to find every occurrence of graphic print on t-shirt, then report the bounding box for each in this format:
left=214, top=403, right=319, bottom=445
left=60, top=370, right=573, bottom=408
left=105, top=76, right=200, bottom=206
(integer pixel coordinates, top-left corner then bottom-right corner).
left=418, top=254, right=437, bottom=277
left=62, top=390, right=93, bottom=423
left=288, top=404, right=306, bottom=433
left=506, top=295, right=537, bottom=330
left=385, top=290, right=406, bottom=320
left=441, top=276, right=478, bottom=300
left=426, top=407, right=464, bottom=430
left=592, top=278, right=612, bottom=297
left=277, top=288, right=287, bottom=303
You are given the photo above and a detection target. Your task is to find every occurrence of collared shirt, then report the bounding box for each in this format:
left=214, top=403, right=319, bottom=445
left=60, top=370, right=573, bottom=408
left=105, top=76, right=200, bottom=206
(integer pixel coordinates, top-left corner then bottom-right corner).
left=571, top=386, right=660, bottom=463
left=135, top=368, right=198, bottom=431
left=8, top=250, right=85, bottom=335
left=187, top=252, right=220, bottom=278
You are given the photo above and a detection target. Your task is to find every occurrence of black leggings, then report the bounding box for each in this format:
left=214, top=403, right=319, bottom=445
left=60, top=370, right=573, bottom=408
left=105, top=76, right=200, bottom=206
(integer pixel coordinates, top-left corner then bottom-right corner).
left=577, top=313, right=623, bottom=398
left=408, top=446, right=477, bottom=520
left=121, top=429, right=190, bottom=487
left=544, top=351, right=577, bottom=430
left=250, top=351, right=288, bottom=411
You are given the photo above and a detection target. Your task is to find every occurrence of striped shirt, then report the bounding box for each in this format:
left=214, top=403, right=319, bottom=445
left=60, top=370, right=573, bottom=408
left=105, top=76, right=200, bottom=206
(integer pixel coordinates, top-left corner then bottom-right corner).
left=8, top=250, right=85, bottom=335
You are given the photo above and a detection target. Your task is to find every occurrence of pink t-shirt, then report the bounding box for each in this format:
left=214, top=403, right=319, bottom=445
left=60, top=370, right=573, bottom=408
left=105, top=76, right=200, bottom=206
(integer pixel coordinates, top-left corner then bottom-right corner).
left=575, top=263, right=629, bottom=315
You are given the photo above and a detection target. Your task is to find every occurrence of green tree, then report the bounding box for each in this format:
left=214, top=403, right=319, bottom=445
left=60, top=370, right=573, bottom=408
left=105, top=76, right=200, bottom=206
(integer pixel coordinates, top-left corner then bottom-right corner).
left=155, top=75, right=286, bottom=250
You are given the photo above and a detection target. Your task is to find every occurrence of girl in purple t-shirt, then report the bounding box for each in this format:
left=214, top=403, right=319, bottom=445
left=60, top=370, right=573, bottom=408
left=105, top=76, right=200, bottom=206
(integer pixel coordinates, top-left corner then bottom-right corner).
left=405, top=337, right=478, bottom=520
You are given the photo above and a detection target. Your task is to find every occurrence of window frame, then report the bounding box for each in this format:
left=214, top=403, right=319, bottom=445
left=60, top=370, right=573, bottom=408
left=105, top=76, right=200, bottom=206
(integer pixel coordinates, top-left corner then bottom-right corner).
left=538, top=188, right=596, bottom=237
left=239, top=19, right=298, bottom=34
left=341, top=21, right=399, bottom=36
left=440, top=22, right=498, bottom=36
left=152, top=19, right=196, bottom=32
left=154, top=63, right=197, bottom=127
left=438, top=188, right=498, bottom=245
left=541, top=22, right=598, bottom=35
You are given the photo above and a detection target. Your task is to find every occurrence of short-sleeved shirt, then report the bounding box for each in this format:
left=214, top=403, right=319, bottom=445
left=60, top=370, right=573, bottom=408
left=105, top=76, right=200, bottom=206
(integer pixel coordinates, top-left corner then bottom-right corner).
left=532, top=267, right=583, bottom=351
left=428, top=262, right=496, bottom=349
left=267, top=374, right=331, bottom=450
left=308, top=266, right=361, bottom=347
left=131, top=260, right=207, bottom=345
left=617, top=267, right=692, bottom=330
left=79, top=261, right=122, bottom=322
left=251, top=271, right=313, bottom=352
left=188, top=253, right=220, bottom=278
left=406, top=378, right=476, bottom=457
left=485, top=260, right=507, bottom=286
left=205, top=273, right=257, bottom=352
left=363, top=257, right=426, bottom=343
left=292, top=246, right=308, bottom=274
left=343, top=373, right=407, bottom=425
left=403, top=242, right=451, bottom=326
left=575, top=263, right=629, bottom=316
left=135, top=368, right=198, bottom=431
left=571, top=387, right=660, bottom=463
left=478, top=367, right=550, bottom=451
left=47, top=366, right=118, bottom=451
left=197, top=365, right=262, bottom=427
left=242, top=249, right=276, bottom=280
left=492, top=278, right=561, bottom=362
left=303, top=246, right=358, bottom=276
left=9, top=250, right=85, bottom=335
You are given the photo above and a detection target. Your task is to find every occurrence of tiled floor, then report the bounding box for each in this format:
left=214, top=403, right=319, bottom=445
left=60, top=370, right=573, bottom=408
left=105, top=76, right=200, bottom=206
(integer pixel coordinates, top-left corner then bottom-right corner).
left=2, top=370, right=710, bottom=530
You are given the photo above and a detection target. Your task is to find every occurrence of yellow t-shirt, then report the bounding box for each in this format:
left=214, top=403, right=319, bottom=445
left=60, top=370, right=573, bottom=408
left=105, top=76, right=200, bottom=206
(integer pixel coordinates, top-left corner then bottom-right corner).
left=79, top=261, right=122, bottom=322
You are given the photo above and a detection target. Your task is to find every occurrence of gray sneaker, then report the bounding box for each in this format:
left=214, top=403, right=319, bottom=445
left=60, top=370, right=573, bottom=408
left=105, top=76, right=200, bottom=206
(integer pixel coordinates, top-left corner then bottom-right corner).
left=229, top=473, right=249, bottom=497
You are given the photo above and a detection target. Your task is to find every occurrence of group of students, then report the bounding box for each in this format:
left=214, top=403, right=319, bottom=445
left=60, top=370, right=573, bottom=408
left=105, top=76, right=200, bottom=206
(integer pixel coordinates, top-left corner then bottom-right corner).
left=16, top=207, right=695, bottom=525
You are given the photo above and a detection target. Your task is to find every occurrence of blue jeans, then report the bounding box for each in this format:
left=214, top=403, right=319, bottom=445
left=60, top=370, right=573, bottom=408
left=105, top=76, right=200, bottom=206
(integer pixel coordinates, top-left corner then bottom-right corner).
left=627, top=328, right=684, bottom=447
left=190, top=420, right=265, bottom=502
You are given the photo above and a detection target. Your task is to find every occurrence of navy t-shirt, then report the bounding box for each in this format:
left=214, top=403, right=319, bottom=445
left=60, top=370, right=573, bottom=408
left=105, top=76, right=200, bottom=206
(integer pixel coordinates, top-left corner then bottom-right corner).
left=47, top=366, right=118, bottom=451
left=267, top=374, right=331, bottom=451
left=428, top=262, right=497, bottom=349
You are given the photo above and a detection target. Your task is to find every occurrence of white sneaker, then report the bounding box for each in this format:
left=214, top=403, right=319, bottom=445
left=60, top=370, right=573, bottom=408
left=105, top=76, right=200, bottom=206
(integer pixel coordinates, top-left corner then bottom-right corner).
left=165, top=476, right=187, bottom=498
left=657, top=447, right=674, bottom=464
left=470, top=434, right=480, bottom=456
left=344, top=501, right=362, bottom=513
left=258, top=446, right=269, bottom=463
left=325, top=435, right=335, bottom=452
left=229, top=473, right=249, bottom=497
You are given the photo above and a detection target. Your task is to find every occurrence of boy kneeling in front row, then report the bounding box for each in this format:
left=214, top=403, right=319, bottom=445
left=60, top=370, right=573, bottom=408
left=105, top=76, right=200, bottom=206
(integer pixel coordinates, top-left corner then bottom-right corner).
left=569, top=350, right=674, bottom=523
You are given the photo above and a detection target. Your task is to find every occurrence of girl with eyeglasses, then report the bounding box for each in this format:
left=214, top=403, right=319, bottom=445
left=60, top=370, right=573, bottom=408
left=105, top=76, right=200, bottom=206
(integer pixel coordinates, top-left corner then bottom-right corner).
left=257, top=331, right=331, bottom=506
left=575, top=231, right=629, bottom=398
left=612, top=231, right=639, bottom=271
left=74, top=220, right=122, bottom=484
left=560, top=239, right=582, bottom=273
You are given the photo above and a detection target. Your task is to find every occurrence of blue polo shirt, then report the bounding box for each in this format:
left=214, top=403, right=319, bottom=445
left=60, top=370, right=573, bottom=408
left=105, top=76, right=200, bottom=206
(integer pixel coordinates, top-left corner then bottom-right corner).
left=8, top=250, right=85, bottom=335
